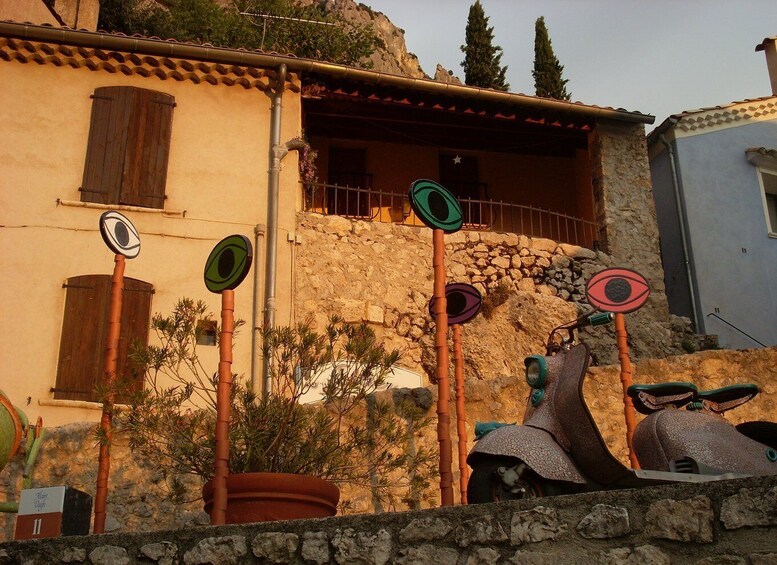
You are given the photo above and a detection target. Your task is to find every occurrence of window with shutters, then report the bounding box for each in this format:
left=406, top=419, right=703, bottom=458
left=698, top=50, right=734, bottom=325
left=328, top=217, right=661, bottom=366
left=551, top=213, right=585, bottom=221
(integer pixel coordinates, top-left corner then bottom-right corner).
left=53, top=275, right=154, bottom=402
left=80, top=86, right=175, bottom=209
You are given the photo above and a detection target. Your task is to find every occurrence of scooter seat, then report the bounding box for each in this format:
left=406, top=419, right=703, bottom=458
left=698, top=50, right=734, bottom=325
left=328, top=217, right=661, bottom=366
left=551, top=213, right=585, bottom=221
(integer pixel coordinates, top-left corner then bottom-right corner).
left=627, top=382, right=698, bottom=415
left=698, top=384, right=759, bottom=414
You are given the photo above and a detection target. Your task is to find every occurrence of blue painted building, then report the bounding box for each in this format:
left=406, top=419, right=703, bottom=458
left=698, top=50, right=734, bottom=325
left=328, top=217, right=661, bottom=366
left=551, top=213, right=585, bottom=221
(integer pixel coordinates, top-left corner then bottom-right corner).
left=648, top=45, right=777, bottom=349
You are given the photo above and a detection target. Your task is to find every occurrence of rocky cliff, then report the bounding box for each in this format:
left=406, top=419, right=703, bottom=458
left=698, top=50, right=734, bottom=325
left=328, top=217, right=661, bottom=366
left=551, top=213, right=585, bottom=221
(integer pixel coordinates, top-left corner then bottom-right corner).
left=301, top=0, right=461, bottom=80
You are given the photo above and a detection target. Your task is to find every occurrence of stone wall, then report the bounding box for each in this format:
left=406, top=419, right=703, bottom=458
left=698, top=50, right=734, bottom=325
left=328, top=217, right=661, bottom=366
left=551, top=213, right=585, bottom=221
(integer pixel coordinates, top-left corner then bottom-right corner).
left=1, top=475, right=775, bottom=564
left=295, top=212, right=688, bottom=375
left=589, top=121, right=674, bottom=355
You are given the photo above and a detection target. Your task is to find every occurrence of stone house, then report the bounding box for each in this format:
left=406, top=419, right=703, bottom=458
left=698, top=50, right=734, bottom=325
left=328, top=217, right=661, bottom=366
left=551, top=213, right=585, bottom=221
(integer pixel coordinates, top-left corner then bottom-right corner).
left=0, top=4, right=672, bottom=428
left=647, top=36, right=777, bottom=349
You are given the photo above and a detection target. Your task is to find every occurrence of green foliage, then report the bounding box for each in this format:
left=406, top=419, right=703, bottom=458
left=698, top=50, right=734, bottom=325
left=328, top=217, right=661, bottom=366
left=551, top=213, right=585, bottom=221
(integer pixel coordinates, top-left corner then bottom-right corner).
left=293, top=133, right=319, bottom=206
left=460, top=0, right=509, bottom=91
left=532, top=16, right=571, bottom=101
left=121, top=299, right=434, bottom=509
left=97, top=0, right=378, bottom=67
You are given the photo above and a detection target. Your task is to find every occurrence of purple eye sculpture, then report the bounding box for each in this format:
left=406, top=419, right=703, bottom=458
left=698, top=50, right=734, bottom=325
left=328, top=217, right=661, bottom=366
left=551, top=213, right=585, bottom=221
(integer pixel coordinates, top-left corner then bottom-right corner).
left=428, top=283, right=482, bottom=326
left=428, top=282, right=482, bottom=504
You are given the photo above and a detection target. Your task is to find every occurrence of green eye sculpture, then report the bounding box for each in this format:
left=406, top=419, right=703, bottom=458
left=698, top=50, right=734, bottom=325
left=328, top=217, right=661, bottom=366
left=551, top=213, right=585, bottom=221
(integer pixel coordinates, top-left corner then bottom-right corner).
left=204, top=235, right=253, bottom=293
left=408, top=179, right=463, bottom=233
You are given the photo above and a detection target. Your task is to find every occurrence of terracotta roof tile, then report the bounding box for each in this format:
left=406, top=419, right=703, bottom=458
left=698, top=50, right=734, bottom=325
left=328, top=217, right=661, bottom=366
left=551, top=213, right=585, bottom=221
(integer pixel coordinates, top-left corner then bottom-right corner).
left=0, top=34, right=282, bottom=91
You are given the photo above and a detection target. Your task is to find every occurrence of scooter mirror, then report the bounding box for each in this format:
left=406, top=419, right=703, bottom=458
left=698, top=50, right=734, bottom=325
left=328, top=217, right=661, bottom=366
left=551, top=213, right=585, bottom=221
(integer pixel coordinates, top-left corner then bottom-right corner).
left=524, top=355, right=547, bottom=388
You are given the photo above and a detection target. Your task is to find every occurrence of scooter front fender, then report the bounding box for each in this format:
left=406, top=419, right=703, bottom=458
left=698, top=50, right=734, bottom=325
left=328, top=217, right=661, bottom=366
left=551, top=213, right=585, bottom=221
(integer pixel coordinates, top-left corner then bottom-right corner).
left=468, top=424, right=586, bottom=484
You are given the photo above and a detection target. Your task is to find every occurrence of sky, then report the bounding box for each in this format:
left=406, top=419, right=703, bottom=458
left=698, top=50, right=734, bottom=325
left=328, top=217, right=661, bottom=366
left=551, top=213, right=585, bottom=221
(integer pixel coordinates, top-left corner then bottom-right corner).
left=362, top=0, right=777, bottom=130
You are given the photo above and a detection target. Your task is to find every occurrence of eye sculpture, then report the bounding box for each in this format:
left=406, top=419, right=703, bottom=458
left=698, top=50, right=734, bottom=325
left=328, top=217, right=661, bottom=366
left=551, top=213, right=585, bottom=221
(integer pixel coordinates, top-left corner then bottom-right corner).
left=586, top=267, right=650, bottom=314
left=99, top=211, right=141, bottom=258
left=408, top=179, right=463, bottom=233
left=204, top=235, right=253, bottom=293
left=428, top=282, right=482, bottom=325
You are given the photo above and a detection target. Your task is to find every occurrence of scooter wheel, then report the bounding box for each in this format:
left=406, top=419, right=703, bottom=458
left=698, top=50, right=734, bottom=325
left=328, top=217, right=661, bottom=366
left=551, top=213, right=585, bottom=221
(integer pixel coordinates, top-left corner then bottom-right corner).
left=467, top=456, right=561, bottom=504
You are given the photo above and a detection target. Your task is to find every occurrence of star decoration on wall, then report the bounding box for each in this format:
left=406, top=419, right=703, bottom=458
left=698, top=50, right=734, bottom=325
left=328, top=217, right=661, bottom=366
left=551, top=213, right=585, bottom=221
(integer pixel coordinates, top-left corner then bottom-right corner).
left=453, top=155, right=462, bottom=165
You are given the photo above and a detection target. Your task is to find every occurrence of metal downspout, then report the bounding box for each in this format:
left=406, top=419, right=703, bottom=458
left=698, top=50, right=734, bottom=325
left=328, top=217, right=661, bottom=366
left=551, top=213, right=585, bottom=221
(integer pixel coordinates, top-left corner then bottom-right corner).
left=659, top=134, right=699, bottom=331
left=261, top=63, right=287, bottom=398
left=250, top=224, right=266, bottom=396
left=258, top=65, right=306, bottom=397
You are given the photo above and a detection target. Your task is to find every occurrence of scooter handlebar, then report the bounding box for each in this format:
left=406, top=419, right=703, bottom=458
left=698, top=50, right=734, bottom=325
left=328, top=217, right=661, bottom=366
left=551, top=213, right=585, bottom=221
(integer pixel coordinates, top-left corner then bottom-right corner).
left=546, top=311, right=614, bottom=354
left=565, top=311, right=614, bottom=331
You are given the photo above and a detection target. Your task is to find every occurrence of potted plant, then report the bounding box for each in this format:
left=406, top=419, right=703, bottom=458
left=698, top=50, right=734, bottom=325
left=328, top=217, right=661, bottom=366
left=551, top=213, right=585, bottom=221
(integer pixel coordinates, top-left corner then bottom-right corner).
left=120, top=298, right=433, bottom=523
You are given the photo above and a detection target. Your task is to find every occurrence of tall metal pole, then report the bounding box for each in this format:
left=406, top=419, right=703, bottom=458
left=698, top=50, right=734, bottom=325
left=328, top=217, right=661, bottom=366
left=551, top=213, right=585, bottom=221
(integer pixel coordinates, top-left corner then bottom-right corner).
left=433, top=228, right=453, bottom=506
left=212, top=289, right=235, bottom=525
left=93, top=253, right=125, bottom=534
left=615, top=313, right=639, bottom=469
left=452, top=323, right=468, bottom=504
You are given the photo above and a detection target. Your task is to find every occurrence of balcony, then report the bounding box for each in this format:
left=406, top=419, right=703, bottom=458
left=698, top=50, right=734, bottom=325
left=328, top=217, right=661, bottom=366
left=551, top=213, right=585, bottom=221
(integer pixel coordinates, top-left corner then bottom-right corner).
left=304, top=183, right=598, bottom=249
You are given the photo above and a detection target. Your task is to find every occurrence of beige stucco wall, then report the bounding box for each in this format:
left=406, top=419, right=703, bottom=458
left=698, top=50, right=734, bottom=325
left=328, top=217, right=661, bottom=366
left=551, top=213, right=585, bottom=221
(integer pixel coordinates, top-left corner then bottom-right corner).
left=0, top=57, right=302, bottom=426
left=0, top=0, right=60, bottom=27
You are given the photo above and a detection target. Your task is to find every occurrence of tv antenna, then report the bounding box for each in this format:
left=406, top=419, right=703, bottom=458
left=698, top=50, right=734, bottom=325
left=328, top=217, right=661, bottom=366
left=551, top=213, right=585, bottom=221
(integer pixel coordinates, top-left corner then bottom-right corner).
left=239, top=11, right=339, bottom=50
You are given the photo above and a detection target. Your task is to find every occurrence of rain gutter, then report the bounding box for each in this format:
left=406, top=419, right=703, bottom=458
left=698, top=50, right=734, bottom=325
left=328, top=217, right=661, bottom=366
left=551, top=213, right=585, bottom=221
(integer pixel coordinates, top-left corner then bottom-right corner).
left=0, top=22, right=654, bottom=125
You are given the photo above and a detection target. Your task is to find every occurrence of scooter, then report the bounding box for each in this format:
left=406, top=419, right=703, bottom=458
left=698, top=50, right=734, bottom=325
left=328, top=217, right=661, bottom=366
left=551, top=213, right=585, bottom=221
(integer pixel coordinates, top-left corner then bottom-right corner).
left=466, top=312, right=777, bottom=503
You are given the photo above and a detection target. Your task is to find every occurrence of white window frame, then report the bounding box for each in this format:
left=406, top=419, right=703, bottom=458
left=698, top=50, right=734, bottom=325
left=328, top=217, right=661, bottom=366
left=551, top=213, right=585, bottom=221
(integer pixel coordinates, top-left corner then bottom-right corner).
left=745, top=149, right=777, bottom=238
left=755, top=166, right=777, bottom=237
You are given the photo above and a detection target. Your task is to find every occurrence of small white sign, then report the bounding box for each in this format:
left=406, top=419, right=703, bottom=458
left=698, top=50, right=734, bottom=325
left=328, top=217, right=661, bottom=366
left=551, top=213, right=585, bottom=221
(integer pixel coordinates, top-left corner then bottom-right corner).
left=18, top=487, right=66, bottom=515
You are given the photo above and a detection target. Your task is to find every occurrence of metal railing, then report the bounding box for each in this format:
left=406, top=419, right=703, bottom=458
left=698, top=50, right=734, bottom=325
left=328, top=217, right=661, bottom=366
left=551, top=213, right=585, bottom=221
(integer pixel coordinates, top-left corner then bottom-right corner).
left=304, top=183, right=598, bottom=249
left=705, top=313, right=767, bottom=347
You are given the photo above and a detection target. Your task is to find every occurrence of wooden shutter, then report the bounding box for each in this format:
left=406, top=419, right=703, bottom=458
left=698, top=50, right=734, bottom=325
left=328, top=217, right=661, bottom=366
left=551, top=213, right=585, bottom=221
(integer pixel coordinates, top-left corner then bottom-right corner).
left=121, top=89, right=175, bottom=208
left=54, top=275, right=153, bottom=402
left=54, top=275, right=111, bottom=400
left=80, top=87, right=174, bottom=209
left=115, top=278, right=154, bottom=403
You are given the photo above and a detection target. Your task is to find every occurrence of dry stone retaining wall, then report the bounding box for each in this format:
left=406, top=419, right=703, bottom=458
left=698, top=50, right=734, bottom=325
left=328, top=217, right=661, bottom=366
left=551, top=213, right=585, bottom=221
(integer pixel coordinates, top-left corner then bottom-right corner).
left=1, top=475, right=775, bottom=564
left=295, top=212, right=686, bottom=374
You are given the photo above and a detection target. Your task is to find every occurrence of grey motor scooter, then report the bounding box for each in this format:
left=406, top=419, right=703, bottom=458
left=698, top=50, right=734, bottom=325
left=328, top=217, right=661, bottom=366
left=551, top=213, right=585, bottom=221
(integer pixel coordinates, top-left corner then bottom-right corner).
left=467, top=312, right=777, bottom=503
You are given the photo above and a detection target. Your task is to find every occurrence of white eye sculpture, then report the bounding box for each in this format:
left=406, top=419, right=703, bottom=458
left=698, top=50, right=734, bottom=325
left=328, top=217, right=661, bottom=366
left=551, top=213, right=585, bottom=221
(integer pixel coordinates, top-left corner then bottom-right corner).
left=99, top=211, right=141, bottom=259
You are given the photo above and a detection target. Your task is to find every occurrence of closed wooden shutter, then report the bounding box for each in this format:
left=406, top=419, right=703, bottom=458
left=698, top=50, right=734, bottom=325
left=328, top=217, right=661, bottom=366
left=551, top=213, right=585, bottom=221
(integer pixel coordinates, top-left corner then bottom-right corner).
left=54, top=275, right=110, bottom=400
left=80, top=88, right=132, bottom=204
left=80, top=87, right=174, bottom=209
left=121, top=89, right=175, bottom=208
left=115, top=278, right=153, bottom=403
left=54, top=275, right=153, bottom=402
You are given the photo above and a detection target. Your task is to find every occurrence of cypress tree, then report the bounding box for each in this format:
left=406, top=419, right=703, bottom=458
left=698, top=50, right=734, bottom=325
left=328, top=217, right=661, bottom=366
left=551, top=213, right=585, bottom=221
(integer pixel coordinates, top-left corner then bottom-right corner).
left=460, top=1, right=509, bottom=91
left=532, top=16, right=571, bottom=100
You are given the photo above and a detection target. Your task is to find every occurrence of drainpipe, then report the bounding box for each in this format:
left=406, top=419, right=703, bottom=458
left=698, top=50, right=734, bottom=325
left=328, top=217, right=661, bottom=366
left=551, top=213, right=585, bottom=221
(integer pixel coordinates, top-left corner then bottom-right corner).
left=659, top=134, right=699, bottom=331
left=250, top=223, right=266, bottom=396
left=261, top=63, right=306, bottom=397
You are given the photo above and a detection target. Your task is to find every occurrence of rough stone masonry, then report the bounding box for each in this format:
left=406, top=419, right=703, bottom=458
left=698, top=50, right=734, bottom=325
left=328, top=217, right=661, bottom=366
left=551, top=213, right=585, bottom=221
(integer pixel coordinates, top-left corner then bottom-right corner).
left=1, top=475, right=775, bottom=564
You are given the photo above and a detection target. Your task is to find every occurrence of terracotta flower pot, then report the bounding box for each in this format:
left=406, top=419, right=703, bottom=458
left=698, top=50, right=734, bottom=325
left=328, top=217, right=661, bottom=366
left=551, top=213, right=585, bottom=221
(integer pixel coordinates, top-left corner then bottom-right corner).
left=202, top=472, right=340, bottom=524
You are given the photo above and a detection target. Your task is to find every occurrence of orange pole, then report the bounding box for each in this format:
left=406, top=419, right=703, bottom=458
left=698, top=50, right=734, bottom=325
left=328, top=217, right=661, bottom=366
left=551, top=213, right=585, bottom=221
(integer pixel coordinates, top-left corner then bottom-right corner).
left=433, top=229, right=453, bottom=506
left=452, top=324, right=468, bottom=504
left=211, top=289, right=235, bottom=525
left=93, top=254, right=125, bottom=534
left=615, top=312, right=639, bottom=469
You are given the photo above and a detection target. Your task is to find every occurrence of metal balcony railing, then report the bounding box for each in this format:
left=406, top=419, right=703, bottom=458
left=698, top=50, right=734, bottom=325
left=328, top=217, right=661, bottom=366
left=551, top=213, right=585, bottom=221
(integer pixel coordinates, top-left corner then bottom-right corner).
left=304, top=183, right=598, bottom=249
